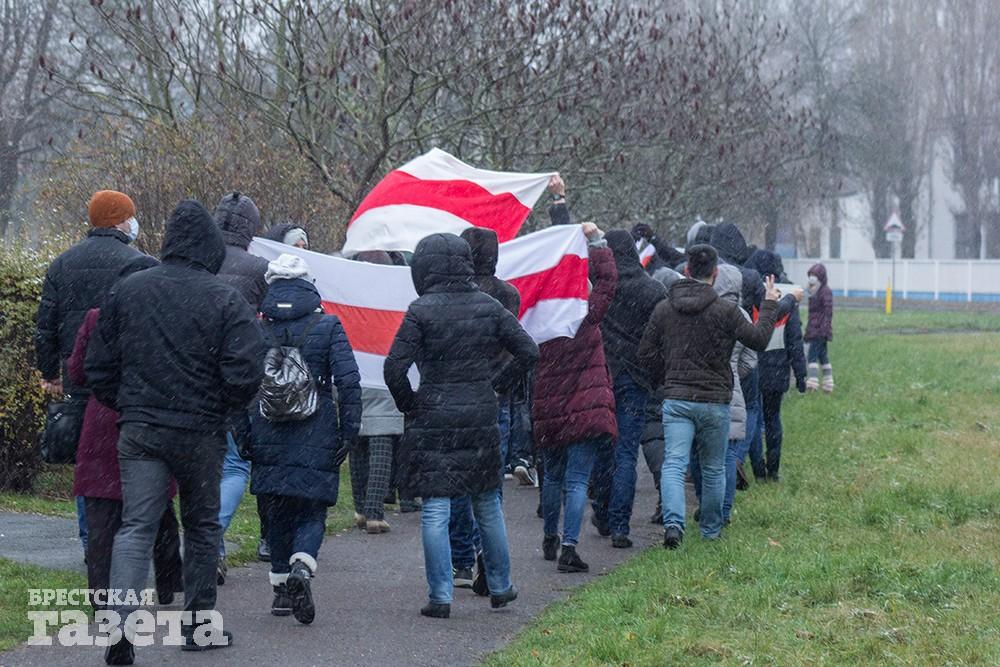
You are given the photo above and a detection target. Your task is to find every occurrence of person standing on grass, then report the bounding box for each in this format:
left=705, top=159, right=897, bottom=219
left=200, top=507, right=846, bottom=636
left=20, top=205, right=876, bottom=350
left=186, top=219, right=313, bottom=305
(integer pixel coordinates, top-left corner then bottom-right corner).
left=638, top=244, right=780, bottom=549
left=805, top=263, right=835, bottom=393
left=35, top=190, right=143, bottom=562
left=744, top=249, right=808, bottom=483
left=68, top=256, right=183, bottom=610
left=384, top=233, right=538, bottom=620
left=212, top=191, right=273, bottom=576
left=87, top=200, right=265, bottom=663
left=533, top=223, right=618, bottom=573
left=350, top=250, right=404, bottom=535
left=590, top=229, right=667, bottom=549
left=249, top=254, right=361, bottom=624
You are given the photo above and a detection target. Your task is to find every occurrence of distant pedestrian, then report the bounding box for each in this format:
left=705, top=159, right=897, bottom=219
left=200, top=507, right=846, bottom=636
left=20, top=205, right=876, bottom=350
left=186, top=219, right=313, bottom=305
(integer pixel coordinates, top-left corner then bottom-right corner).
left=805, top=263, right=835, bottom=393
left=533, top=223, right=618, bottom=573
left=638, top=244, right=781, bottom=548
left=384, top=233, right=538, bottom=619
left=250, top=254, right=362, bottom=625
left=88, top=200, right=265, bottom=662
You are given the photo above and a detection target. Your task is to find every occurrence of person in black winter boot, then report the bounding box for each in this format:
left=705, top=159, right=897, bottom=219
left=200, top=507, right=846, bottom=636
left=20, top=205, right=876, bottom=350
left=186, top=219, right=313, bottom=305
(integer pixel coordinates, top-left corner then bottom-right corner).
left=286, top=557, right=316, bottom=625
left=271, top=584, right=292, bottom=616
left=557, top=545, right=589, bottom=573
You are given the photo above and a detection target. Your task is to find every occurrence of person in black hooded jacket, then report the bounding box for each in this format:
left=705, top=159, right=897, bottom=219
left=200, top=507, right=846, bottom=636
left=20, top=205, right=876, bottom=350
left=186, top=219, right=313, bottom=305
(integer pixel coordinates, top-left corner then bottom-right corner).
left=384, top=233, right=538, bottom=620
left=88, top=199, right=265, bottom=661
left=589, top=229, right=667, bottom=547
left=743, top=249, right=807, bottom=482
left=709, top=223, right=765, bottom=311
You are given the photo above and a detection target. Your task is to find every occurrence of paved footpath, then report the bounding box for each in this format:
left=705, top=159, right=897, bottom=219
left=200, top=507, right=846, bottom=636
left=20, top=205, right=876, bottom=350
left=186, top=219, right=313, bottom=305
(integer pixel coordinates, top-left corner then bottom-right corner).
left=0, top=474, right=664, bottom=666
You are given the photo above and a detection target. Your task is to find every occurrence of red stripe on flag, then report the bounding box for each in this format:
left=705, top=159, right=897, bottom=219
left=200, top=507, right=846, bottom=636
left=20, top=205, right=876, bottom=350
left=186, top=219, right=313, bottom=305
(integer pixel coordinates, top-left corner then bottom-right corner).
left=508, top=254, right=589, bottom=318
left=349, top=171, right=531, bottom=242
left=321, top=302, right=404, bottom=356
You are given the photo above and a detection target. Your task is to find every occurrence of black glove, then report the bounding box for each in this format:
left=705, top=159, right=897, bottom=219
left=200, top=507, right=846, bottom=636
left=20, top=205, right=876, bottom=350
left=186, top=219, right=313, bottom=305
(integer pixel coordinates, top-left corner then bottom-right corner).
left=333, top=437, right=354, bottom=467
left=796, top=376, right=807, bottom=394
left=631, top=223, right=654, bottom=241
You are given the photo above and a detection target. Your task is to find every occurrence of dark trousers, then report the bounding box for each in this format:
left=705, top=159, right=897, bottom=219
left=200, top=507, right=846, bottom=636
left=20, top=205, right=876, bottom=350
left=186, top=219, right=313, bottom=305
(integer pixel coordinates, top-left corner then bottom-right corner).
left=761, top=390, right=785, bottom=476
left=267, top=495, right=327, bottom=574
left=257, top=494, right=273, bottom=540
left=111, top=423, right=226, bottom=621
left=85, top=497, right=183, bottom=606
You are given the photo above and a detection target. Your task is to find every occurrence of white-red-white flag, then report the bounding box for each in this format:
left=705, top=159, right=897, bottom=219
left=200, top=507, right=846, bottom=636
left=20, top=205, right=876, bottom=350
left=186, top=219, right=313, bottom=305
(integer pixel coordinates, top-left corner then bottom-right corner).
left=342, top=148, right=555, bottom=255
left=637, top=240, right=656, bottom=268
left=250, top=225, right=588, bottom=388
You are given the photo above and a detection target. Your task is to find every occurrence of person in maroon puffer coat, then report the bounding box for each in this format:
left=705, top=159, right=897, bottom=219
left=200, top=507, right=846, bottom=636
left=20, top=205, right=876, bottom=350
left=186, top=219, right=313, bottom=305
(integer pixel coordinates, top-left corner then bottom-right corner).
left=805, top=262, right=835, bottom=393
left=68, top=256, right=183, bottom=608
left=532, top=223, right=618, bottom=574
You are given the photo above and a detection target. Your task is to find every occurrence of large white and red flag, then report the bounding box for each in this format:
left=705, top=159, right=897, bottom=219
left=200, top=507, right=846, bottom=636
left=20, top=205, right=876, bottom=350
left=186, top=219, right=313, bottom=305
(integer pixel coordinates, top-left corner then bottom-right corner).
left=342, top=148, right=555, bottom=255
left=250, top=225, right=588, bottom=388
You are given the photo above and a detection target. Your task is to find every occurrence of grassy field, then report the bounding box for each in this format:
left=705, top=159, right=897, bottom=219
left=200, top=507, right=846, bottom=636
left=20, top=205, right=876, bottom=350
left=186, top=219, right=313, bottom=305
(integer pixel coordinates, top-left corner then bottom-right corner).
left=487, top=309, right=1000, bottom=666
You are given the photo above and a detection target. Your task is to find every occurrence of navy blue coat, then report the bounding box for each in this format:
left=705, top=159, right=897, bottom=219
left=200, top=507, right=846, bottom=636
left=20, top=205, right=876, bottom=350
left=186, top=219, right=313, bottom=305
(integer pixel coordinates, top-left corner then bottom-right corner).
left=250, top=278, right=362, bottom=506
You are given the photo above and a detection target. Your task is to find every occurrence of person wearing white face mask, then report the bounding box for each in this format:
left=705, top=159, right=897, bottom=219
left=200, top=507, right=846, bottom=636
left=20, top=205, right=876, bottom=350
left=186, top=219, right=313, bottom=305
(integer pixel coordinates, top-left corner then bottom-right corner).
left=804, top=263, right=835, bottom=393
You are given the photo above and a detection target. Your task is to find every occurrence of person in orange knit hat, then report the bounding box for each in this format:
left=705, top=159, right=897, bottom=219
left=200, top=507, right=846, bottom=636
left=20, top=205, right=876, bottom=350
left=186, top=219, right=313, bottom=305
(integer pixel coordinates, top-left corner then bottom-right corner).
left=35, top=189, right=143, bottom=568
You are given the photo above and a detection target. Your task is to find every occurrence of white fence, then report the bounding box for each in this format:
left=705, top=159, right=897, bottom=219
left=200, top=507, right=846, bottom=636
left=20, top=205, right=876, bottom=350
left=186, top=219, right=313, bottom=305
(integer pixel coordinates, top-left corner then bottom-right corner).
left=783, top=258, right=1000, bottom=303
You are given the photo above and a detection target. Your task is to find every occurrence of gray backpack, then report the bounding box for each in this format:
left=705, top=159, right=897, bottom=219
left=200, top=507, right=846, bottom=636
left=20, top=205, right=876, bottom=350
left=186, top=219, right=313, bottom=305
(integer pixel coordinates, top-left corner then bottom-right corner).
left=258, top=315, right=323, bottom=422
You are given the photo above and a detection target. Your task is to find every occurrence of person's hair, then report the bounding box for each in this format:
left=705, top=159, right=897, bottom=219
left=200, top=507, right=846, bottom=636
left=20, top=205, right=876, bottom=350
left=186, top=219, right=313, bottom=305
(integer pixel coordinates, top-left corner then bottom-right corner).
left=686, top=244, right=718, bottom=281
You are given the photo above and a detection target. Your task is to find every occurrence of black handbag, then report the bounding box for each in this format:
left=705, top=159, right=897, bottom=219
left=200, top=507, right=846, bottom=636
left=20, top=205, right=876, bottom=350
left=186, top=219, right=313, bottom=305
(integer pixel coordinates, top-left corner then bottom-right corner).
left=39, top=395, right=88, bottom=464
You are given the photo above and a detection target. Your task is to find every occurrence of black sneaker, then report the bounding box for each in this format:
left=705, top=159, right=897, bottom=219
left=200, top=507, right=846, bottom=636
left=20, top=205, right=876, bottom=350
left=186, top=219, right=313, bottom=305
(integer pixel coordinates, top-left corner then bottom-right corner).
left=216, top=557, right=227, bottom=586
left=542, top=534, right=559, bottom=561
left=693, top=507, right=701, bottom=523
left=664, top=526, right=683, bottom=550
left=287, top=562, right=315, bottom=625
left=471, top=552, right=489, bottom=597
left=181, top=628, right=233, bottom=651
left=453, top=567, right=474, bottom=589
left=257, top=539, right=271, bottom=562
left=611, top=534, right=633, bottom=549
left=420, top=602, right=450, bottom=618
left=590, top=513, right=611, bottom=537
left=104, top=636, right=134, bottom=665
left=557, top=545, right=589, bottom=573
left=513, top=460, right=537, bottom=486
left=490, top=585, right=518, bottom=609
left=649, top=500, right=663, bottom=524
left=271, top=584, right=292, bottom=617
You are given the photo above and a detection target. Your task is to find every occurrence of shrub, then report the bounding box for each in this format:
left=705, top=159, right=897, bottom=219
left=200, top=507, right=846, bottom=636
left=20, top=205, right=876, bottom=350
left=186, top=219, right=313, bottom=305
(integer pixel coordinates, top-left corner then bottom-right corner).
left=0, top=246, right=48, bottom=491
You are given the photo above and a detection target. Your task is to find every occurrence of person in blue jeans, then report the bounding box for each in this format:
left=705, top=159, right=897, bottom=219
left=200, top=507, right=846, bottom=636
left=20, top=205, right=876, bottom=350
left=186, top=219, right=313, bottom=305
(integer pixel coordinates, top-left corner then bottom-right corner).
left=383, top=233, right=538, bottom=619
left=76, top=496, right=88, bottom=556
left=638, top=244, right=780, bottom=548
left=589, top=229, right=667, bottom=547
left=215, top=430, right=250, bottom=584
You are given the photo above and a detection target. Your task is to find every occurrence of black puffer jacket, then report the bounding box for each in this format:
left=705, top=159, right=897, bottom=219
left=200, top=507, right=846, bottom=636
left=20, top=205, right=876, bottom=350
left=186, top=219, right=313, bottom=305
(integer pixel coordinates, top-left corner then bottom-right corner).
left=35, top=228, right=141, bottom=382
left=86, top=200, right=266, bottom=433
left=459, top=227, right=521, bottom=316
left=601, top=230, right=667, bottom=390
left=383, top=233, right=539, bottom=498
left=710, top=223, right=764, bottom=310
left=637, top=279, right=778, bottom=405
left=214, top=192, right=269, bottom=308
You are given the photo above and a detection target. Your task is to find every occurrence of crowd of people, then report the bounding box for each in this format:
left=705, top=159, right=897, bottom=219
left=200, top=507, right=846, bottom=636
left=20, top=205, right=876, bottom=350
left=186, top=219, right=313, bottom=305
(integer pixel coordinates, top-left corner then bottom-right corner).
left=33, top=177, right=835, bottom=665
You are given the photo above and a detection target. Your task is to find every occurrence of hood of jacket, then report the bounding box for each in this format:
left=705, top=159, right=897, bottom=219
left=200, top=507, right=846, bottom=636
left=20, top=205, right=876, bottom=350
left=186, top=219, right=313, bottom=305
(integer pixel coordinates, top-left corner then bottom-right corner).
left=605, top=229, right=645, bottom=278
left=161, top=200, right=226, bottom=274
left=714, top=263, right=742, bottom=305
left=710, top=223, right=751, bottom=265
left=808, top=263, right=828, bottom=285
left=214, top=191, right=261, bottom=249
left=410, top=233, right=476, bottom=296
left=265, top=223, right=294, bottom=243
left=459, top=227, right=499, bottom=277
left=745, top=249, right=788, bottom=282
left=260, top=278, right=322, bottom=321
left=668, top=279, right=719, bottom=314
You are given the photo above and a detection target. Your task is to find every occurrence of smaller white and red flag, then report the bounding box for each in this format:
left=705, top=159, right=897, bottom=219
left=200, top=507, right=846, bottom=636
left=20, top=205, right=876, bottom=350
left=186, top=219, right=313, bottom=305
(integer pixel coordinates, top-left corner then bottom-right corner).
left=636, top=240, right=656, bottom=268
left=343, top=148, right=555, bottom=255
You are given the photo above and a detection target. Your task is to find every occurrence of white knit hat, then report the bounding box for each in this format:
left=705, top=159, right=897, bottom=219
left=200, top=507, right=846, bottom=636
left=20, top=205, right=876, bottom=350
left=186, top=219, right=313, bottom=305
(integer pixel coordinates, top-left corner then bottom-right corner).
left=265, top=253, right=312, bottom=285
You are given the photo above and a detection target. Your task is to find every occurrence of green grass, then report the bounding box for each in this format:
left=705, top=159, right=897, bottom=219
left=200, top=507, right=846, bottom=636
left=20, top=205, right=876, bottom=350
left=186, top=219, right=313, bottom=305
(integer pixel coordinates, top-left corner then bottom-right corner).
left=487, top=309, right=1000, bottom=666
left=0, top=559, right=88, bottom=652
